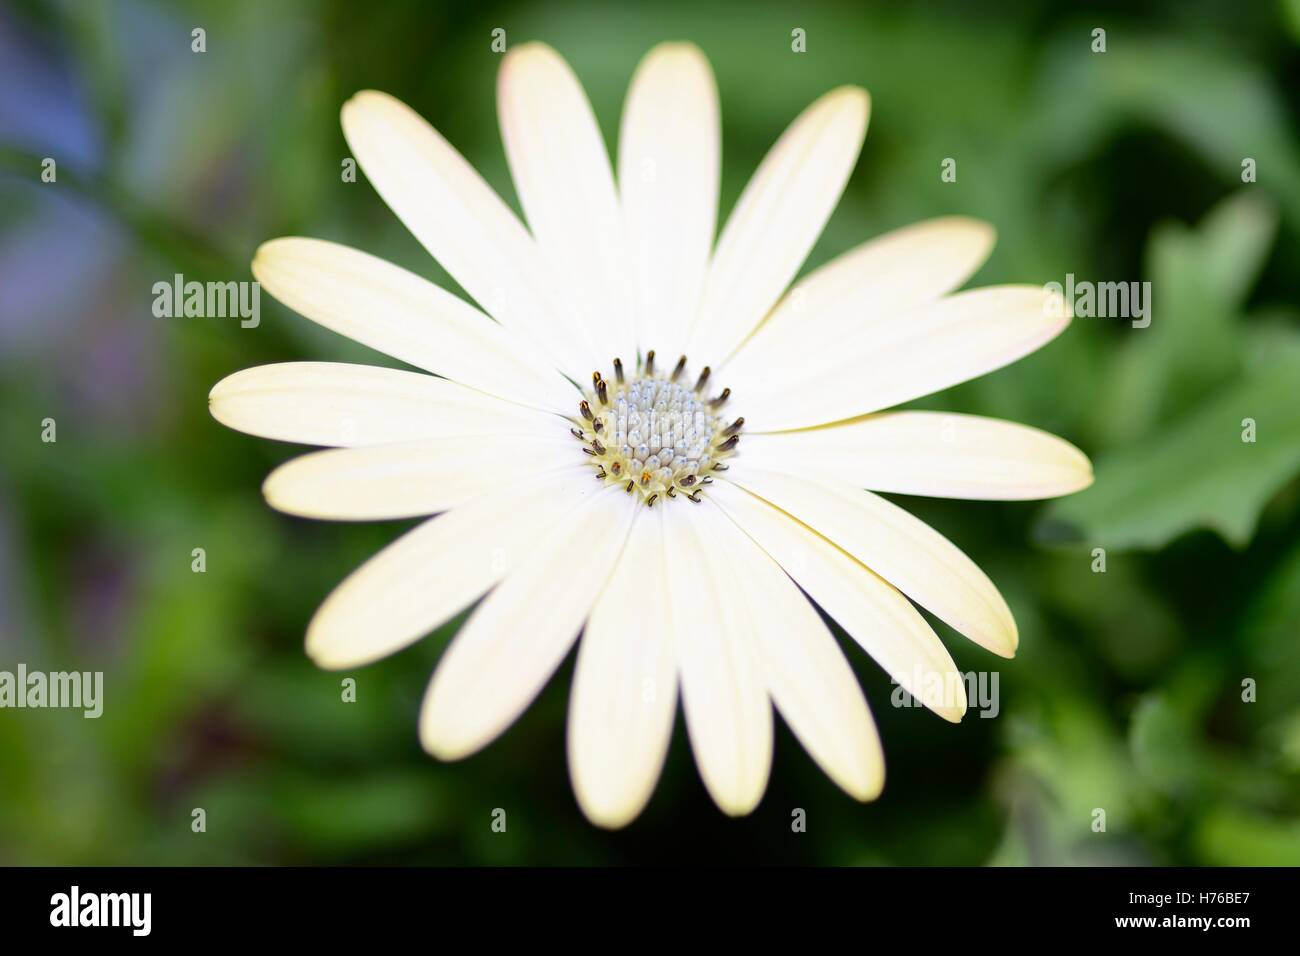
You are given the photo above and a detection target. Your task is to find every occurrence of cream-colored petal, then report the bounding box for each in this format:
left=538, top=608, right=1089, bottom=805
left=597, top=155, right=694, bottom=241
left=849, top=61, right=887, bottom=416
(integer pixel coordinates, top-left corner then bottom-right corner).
left=735, top=284, right=1072, bottom=432
left=662, top=500, right=772, bottom=816
left=421, top=484, right=638, bottom=760
left=306, top=465, right=595, bottom=669
left=706, top=499, right=884, bottom=800
left=618, top=42, right=719, bottom=356
left=728, top=467, right=1018, bottom=658
left=684, top=86, right=870, bottom=367
left=567, top=506, right=677, bottom=828
left=209, top=362, right=563, bottom=447
left=252, top=238, right=576, bottom=413
left=724, top=216, right=994, bottom=374
left=498, top=43, right=636, bottom=366
left=340, top=90, right=594, bottom=379
left=741, top=412, right=1093, bottom=501
left=263, top=433, right=575, bottom=521
left=710, top=480, right=966, bottom=722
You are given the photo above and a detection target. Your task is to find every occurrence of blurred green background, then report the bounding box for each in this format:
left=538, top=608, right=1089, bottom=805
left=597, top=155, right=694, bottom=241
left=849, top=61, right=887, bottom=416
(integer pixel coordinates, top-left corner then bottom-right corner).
left=2, top=0, right=1299, bottom=865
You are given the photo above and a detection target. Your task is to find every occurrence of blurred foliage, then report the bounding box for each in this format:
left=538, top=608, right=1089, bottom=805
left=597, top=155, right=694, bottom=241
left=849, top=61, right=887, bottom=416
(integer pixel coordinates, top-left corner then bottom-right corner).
left=1042, top=191, right=1300, bottom=549
left=1, top=0, right=1298, bottom=865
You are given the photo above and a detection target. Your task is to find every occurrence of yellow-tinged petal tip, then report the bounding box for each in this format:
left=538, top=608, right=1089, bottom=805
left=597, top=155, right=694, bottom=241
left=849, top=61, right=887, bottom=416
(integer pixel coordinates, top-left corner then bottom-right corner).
left=716, top=792, right=764, bottom=818
left=1075, top=451, right=1096, bottom=493
left=573, top=786, right=647, bottom=831
left=500, top=39, right=562, bottom=67
left=825, top=84, right=871, bottom=120
left=260, top=466, right=289, bottom=513
left=644, top=39, right=706, bottom=58
left=249, top=237, right=294, bottom=281
left=207, top=372, right=235, bottom=406
left=418, top=718, right=478, bottom=763
left=304, top=630, right=360, bottom=672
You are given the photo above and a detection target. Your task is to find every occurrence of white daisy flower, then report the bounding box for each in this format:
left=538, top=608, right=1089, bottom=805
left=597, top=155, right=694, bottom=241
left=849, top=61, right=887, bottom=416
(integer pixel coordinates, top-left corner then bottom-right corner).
left=210, top=42, right=1092, bottom=828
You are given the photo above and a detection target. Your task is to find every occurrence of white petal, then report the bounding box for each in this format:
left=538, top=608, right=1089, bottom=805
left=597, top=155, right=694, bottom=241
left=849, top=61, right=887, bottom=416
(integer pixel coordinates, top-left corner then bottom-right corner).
left=263, top=433, right=575, bottom=521
left=704, top=499, right=885, bottom=799
left=421, top=484, right=638, bottom=760
left=684, top=86, right=870, bottom=367
left=340, top=90, right=595, bottom=379
left=741, top=412, right=1093, bottom=501
left=306, top=466, right=594, bottom=669
left=710, top=480, right=966, bottom=722
left=209, top=362, right=563, bottom=447
left=618, top=42, right=719, bottom=356
left=662, top=501, right=772, bottom=815
left=567, top=506, right=677, bottom=828
left=735, top=285, right=1071, bottom=432
left=724, top=216, right=994, bottom=374
left=728, top=468, right=1018, bottom=657
left=498, top=43, right=636, bottom=366
left=252, top=238, right=576, bottom=413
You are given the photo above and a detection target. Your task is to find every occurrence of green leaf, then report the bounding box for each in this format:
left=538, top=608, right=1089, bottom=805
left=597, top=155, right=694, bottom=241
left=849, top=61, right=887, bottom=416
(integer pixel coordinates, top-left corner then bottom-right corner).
left=1039, top=346, right=1300, bottom=551
left=1099, top=192, right=1277, bottom=444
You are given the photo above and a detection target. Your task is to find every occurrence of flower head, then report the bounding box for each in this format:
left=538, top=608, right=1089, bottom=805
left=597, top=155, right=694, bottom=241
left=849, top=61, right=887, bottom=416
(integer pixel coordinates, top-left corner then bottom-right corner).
left=210, top=42, right=1091, bottom=827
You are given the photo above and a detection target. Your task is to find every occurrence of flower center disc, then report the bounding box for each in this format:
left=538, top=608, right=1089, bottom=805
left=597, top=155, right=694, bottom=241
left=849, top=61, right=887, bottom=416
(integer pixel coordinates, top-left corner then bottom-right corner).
left=572, top=351, right=742, bottom=506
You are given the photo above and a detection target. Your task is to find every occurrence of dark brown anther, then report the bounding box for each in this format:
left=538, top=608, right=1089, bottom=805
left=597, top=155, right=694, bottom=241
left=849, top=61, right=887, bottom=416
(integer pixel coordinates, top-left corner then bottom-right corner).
left=570, top=427, right=584, bottom=439
left=708, top=388, right=731, bottom=408
left=646, top=494, right=658, bottom=508
left=723, top=417, right=745, bottom=437
left=595, top=468, right=607, bottom=479
left=715, top=435, right=740, bottom=452
left=700, top=477, right=713, bottom=485
left=593, top=420, right=604, bottom=432
left=666, top=487, right=677, bottom=498
left=582, top=447, right=596, bottom=456
left=687, top=491, right=703, bottom=503
left=679, top=475, right=697, bottom=487
left=591, top=439, right=606, bottom=455
left=695, top=367, right=711, bottom=393
left=596, top=378, right=608, bottom=405
left=711, top=463, right=729, bottom=471
left=671, top=355, right=687, bottom=382
left=625, top=480, right=635, bottom=493
left=579, top=400, right=593, bottom=421
left=611, top=461, right=622, bottom=476
left=645, top=350, right=656, bottom=376
left=613, top=357, right=624, bottom=384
